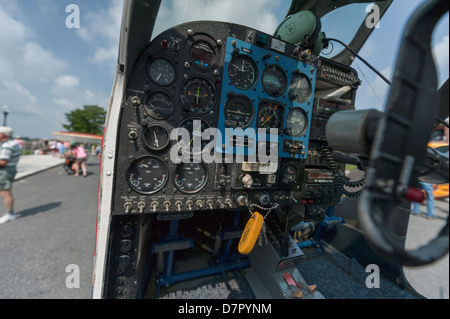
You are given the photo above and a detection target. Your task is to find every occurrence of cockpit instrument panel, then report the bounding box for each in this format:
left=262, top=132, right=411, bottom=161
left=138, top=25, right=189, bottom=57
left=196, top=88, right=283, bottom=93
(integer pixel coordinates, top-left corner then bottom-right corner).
left=112, top=21, right=359, bottom=216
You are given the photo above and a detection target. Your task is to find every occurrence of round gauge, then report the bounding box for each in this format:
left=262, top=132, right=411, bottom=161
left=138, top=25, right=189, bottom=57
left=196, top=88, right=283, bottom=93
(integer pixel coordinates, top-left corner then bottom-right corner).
left=143, top=124, right=170, bottom=151
left=177, top=118, right=211, bottom=155
left=257, top=101, right=284, bottom=130
left=281, top=164, right=298, bottom=184
left=181, top=78, right=215, bottom=114
left=285, top=108, right=308, bottom=137
left=148, top=58, right=176, bottom=86
left=127, top=156, right=168, bottom=194
left=288, top=73, right=312, bottom=103
left=228, top=55, right=258, bottom=90
left=224, top=94, right=254, bottom=128
left=174, top=162, right=208, bottom=194
left=191, top=41, right=215, bottom=69
left=262, top=65, right=287, bottom=97
left=145, top=91, right=174, bottom=120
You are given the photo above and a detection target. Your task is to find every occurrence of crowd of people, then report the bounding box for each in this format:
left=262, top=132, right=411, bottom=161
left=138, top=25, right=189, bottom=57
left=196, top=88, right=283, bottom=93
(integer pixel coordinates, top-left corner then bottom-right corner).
left=0, top=126, right=94, bottom=224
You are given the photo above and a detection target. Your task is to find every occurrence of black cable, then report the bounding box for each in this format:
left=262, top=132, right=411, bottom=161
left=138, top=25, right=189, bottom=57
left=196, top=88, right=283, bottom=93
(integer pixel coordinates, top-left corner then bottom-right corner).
left=324, top=37, right=392, bottom=86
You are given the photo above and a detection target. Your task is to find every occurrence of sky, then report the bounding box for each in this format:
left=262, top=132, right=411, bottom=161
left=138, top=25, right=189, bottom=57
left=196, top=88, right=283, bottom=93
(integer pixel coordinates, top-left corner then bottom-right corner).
left=0, top=0, right=448, bottom=139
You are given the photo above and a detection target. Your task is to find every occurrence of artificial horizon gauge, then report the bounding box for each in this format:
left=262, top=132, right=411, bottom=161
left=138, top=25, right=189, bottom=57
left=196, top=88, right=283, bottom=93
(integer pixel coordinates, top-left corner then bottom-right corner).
left=191, top=41, right=215, bottom=69
left=181, top=77, right=215, bottom=114
left=143, top=124, right=170, bottom=151
left=256, top=101, right=284, bottom=131
left=148, top=58, right=176, bottom=86
left=145, top=91, right=175, bottom=120
left=288, top=72, right=312, bottom=104
left=262, top=65, right=287, bottom=97
left=177, top=118, right=211, bottom=155
left=174, top=162, right=208, bottom=194
left=228, top=54, right=258, bottom=90
left=223, top=94, right=254, bottom=128
left=285, top=108, right=308, bottom=137
left=127, top=156, right=168, bottom=194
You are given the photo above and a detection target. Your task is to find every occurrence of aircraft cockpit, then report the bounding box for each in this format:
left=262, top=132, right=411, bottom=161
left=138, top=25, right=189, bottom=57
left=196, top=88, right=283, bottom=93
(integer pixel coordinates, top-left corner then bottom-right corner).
left=92, top=0, right=449, bottom=299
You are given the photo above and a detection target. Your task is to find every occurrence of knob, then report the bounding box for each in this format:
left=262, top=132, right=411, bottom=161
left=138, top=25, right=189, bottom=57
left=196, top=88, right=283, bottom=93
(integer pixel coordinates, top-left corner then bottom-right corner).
left=241, top=174, right=254, bottom=188
left=235, top=193, right=248, bottom=207
left=258, top=192, right=271, bottom=206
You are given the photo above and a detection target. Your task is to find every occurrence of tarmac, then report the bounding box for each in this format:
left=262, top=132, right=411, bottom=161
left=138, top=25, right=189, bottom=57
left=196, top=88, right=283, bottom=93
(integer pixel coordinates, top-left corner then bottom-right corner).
left=14, top=154, right=66, bottom=181
left=10, top=154, right=449, bottom=299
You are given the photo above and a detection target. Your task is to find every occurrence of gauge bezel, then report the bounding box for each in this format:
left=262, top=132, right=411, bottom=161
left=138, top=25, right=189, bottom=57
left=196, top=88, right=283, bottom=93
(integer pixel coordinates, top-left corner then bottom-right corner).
left=126, top=156, right=169, bottom=195
left=145, top=90, right=175, bottom=120
left=262, top=64, right=288, bottom=97
left=285, top=107, right=308, bottom=137
left=180, top=77, right=216, bottom=114
left=256, top=100, right=284, bottom=132
left=281, top=163, right=299, bottom=184
left=147, top=57, right=177, bottom=87
left=223, top=94, right=255, bottom=128
left=289, top=73, right=312, bottom=104
left=177, top=117, right=212, bottom=155
left=190, top=40, right=216, bottom=70
left=142, top=124, right=171, bottom=151
left=228, top=54, right=258, bottom=90
left=173, top=162, right=209, bottom=194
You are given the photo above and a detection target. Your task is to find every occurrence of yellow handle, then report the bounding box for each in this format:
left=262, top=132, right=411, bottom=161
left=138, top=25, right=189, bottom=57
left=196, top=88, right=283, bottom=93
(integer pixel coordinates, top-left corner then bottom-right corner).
left=238, top=212, right=264, bottom=255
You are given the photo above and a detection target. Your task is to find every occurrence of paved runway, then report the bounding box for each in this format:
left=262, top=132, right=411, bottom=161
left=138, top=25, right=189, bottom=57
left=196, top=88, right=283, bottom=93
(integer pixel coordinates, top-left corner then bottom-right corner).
left=0, top=156, right=447, bottom=299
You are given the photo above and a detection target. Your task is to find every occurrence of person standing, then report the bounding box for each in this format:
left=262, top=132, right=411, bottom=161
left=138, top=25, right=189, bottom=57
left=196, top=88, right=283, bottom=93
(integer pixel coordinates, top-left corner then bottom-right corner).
left=69, top=143, right=88, bottom=177
left=412, top=182, right=436, bottom=220
left=0, top=127, right=22, bottom=224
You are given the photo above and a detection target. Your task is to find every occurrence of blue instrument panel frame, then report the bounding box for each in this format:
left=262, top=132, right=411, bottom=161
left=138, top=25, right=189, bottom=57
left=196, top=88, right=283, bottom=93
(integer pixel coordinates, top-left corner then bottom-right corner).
left=216, top=37, right=317, bottom=160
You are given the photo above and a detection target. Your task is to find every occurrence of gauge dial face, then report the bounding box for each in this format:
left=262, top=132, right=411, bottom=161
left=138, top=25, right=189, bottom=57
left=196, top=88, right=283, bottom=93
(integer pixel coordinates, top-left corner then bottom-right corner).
left=281, top=164, right=298, bottom=184
left=288, top=73, right=312, bottom=103
left=262, top=65, right=287, bottom=97
left=143, top=124, right=170, bottom=151
left=148, top=58, right=176, bottom=86
left=145, top=91, right=174, bottom=120
left=257, top=101, right=284, bottom=131
left=224, top=95, right=254, bottom=128
left=177, top=118, right=211, bottom=155
left=285, top=108, right=308, bottom=137
left=127, top=156, right=168, bottom=194
left=191, top=41, right=215, bottom=69
left=174, top=162, right=208, bottom=194
left=228, top=55, right=258, bottom=90
left=181, top=78, right=215, bottom=114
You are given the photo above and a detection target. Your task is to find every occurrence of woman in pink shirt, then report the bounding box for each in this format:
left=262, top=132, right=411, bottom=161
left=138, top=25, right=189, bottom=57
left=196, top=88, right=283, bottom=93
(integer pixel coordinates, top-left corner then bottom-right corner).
left=69, top=144, right=88, bottom=177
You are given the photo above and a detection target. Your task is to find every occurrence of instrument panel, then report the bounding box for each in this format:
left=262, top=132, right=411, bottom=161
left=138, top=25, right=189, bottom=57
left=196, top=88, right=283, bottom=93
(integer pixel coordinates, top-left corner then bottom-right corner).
left=112, top=21, right=359, bottom=218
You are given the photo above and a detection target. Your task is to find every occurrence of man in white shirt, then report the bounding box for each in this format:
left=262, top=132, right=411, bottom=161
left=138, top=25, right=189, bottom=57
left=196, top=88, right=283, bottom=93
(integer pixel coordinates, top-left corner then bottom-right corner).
left=0, top=127, right=22, bottom=224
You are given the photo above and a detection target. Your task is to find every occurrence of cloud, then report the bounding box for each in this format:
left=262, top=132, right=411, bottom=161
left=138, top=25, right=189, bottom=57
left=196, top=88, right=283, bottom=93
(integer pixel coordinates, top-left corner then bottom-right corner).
left=0, top=7, right=67, bottom=83
left=76, top=0, right=123, bottom=67
left=153, top=0, right=281, bottom=38
left=54, top=75, right=80, bottom=89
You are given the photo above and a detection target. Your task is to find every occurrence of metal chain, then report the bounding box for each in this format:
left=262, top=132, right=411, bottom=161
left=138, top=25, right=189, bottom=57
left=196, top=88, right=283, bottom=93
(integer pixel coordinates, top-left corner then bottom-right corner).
left=247, top=203, right=280, bottom=220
